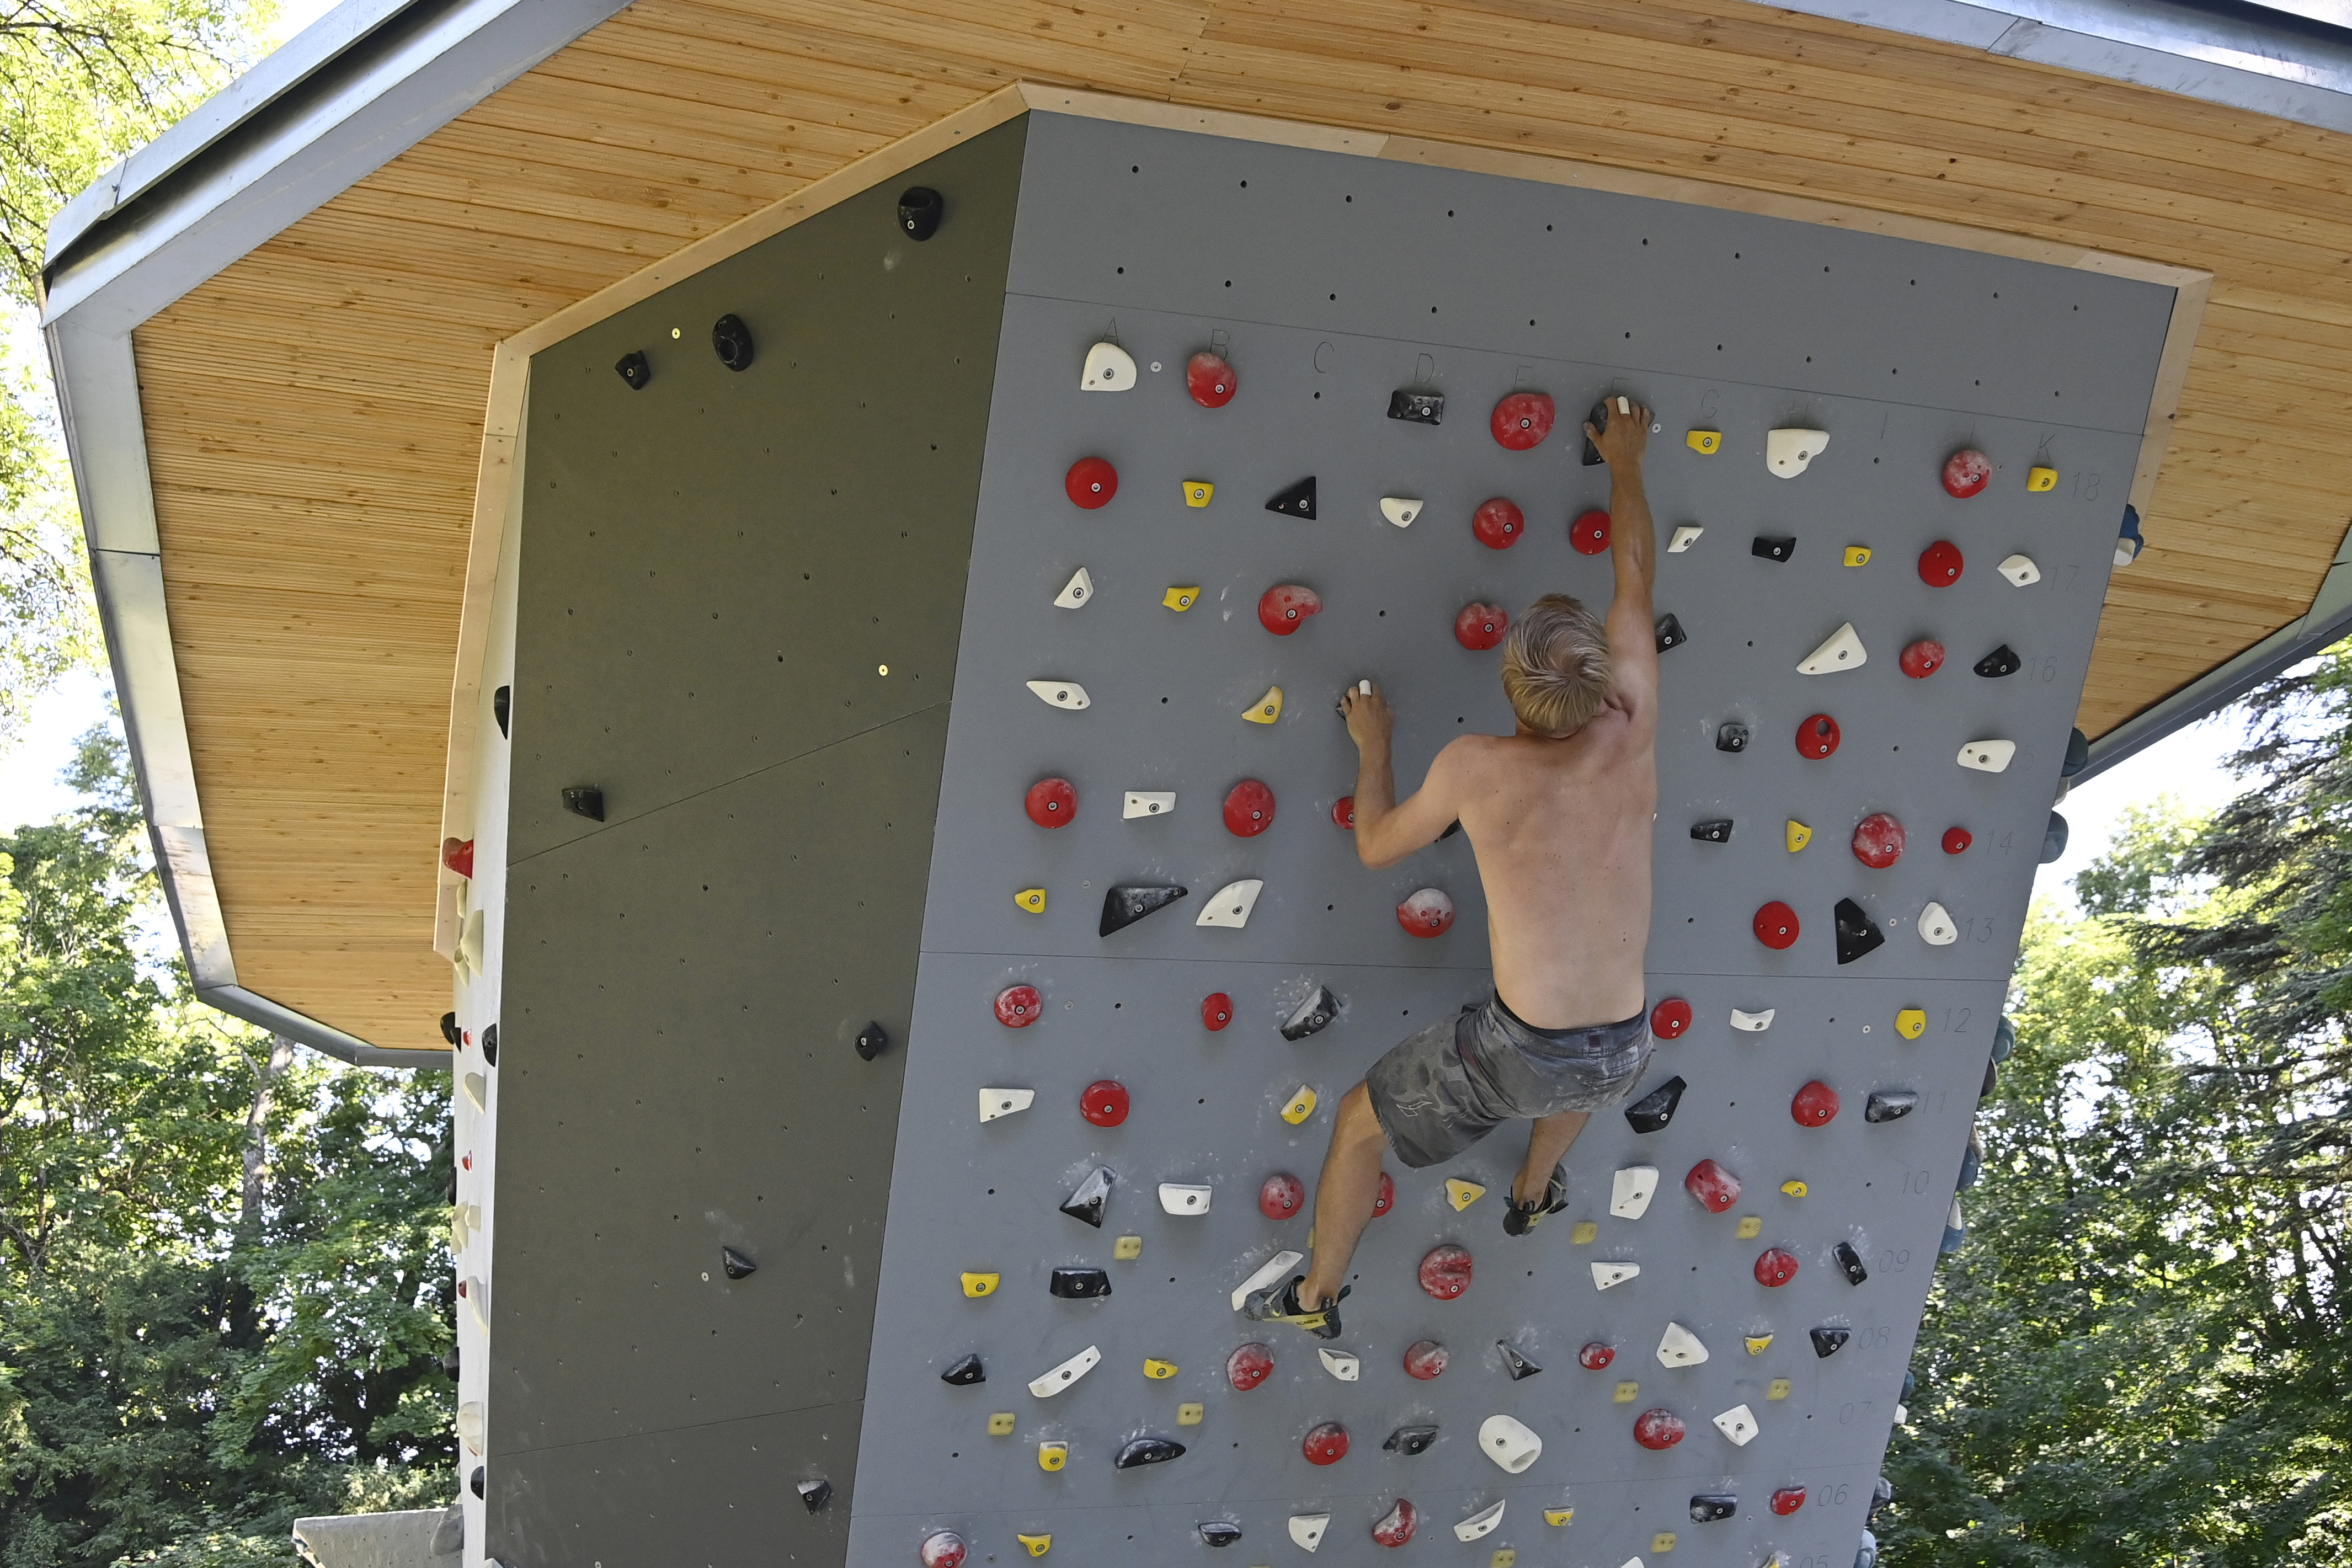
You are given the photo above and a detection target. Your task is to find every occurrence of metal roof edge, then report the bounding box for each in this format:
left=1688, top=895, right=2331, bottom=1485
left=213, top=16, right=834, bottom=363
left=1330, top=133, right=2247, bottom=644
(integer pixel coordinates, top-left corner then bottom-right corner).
left=198, top=984, right=451, bottom=1068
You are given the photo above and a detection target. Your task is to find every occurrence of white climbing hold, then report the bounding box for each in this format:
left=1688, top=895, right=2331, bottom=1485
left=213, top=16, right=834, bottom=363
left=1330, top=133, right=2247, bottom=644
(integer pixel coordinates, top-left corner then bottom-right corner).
left=978, top=1087, right=1034, bottom=1122
left=1054, top=568, right=1094, bottom=609
left=1380, top=497, right=1422, bottom=527
left=1027, top=1345, right=1102, bottom=1397
left=456, top=1401, right=484, bottom=1453
left=1122, top=791, right=1175, bottom=819
left=1591, top=1260, right=1640, bottom=1290
left=1479, top=1414, right=1543, bottom=1474
left=1026, top=679, right=1090, bottom=711
left=1998, top=553, right=2041, bottom=586
left=1668, top=525, right=1704, bottom=553
left=1232, top=1249, right=1305, bottom=1311
left=1766, top=428, right=1830, bottom=478
left=1197, top=878, right=1263, bottom=928
left=1957, top=738, right=2017, bottom=772
left=1730, top=1008, right=1775, bottom=1032
left=1610, top=1166, right=1658, bottom=1219
left=1318, top=1347, right=1360, bottom=1381
left=465, top=1277, right=489, bottom=1336
left=1918, top=902, right=1958, bottom=945
left=1288, top=1515, right=1330, bottom=1553
left=1158, top=1182, right=1212, bottom=1215
left=461, top=1071, right=486, bottom=1112
left=1798, top=622, right=1868, bottom=674
left=1713, top=1404, right=1759, bottom=1446
left=1454, top=1500, right=1507, bottom=1542
left=1657, top=1321, right=1710, bottom=1367
left=1081, top=341, right=1137, bottom=391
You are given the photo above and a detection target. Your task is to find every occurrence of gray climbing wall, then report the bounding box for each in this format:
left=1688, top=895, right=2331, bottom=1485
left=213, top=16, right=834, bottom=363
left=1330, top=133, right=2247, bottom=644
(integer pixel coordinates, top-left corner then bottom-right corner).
left=847, top=111, right=2175, bottom=1568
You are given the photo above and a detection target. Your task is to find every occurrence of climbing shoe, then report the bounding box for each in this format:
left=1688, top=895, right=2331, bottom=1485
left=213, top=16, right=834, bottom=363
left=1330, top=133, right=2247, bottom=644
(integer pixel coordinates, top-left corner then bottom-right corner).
left=1503, top=1164, right=1569, bottom=1237
left=1242, top=1275, right=1349, bottom=1340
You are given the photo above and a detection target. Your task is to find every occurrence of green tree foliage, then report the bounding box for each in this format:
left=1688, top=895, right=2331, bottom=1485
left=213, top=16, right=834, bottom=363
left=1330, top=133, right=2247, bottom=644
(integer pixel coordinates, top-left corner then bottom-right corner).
left=0, top=732, right=454, bottom=1567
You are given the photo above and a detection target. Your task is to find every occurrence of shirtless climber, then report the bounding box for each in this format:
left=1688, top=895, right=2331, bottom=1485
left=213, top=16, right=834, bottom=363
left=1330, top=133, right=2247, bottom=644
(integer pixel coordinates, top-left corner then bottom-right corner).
left=1246, top=397, right=1662, bottom=1339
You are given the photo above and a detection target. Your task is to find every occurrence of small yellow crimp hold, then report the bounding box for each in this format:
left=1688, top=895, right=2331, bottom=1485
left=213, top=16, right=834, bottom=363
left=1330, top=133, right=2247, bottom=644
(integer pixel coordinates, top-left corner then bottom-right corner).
left=1652, top=1533, right=1678, bottom=1554
left=1164, top=586, right=1199, bottom=611
left=1896, top=1007, right=1927, bottom=1039
left=1281, top=1086, right=1318, bottom=1125
left=1183, top=481, right=1214, bottom=507
left=1177, top=1402, right=1203, bottom=1426
left=2028, top=466, right=2058, bottom=492
left=1781, top=1180, right=1808, bottom=1198
left=1735, top=1215, right=1763, bottom=1239
left=1786, top=820, right=1812, bottom=853
left=1446, top=1177, right=1486, bottom=1211
left=1745, top=1332, right=1774, bottom=1355
left=1244, top=685, right=1283, bottom=724
left=1017, top=1535, right=1052, bottom=1558
left=1113, top=1234, right=1143, bottom=1260
left=1014, top=888, right=1047, bottom=915
left=988, top=1411, right=1016, bottom=1435
left=1143, top=1358, right=1177, bottom=1380
left=1571, top=1220, right=1598, bottom=1245
left=1843, top=546, right=1871, bottom=567
left=1613, top=1380, right=1640, bottom=1403
left=1686, top=430, right=1721, bottom=455
left=961, top=1272, right=998, bottom=1298
left=1543, top=1508, right=1574, bottom=1527
left=1768, top=1378, right=1793, bottom=1401
left=1038, top=1441, right=1067, bottom=1472
left=1492, top=1553, right=1517, bottom=1568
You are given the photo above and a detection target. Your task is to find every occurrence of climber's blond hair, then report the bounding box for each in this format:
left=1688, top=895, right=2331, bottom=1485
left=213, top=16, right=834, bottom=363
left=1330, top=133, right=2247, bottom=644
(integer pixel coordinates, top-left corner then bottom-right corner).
left=1501, top=594, right=1614, bottom=738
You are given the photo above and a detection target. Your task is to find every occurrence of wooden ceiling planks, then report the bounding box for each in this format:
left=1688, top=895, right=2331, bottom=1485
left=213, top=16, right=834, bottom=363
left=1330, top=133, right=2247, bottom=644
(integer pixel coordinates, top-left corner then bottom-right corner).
left=127, top=0, right=2352, bottom=1050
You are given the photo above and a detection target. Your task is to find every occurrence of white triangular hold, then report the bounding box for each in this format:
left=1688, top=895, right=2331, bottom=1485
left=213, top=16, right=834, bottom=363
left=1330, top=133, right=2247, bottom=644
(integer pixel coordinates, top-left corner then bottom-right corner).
left=1998, top=553, right=2041, bottom=586
left=1318, top=1347, right=1359, bottom=1381
left=1957, top=738, right=2015, bottom=772
left=1712, top=1404, right=1759, bottom=1446
left=461, top=1071, right=487, bottom=1113
left=465, top=1277, right=489, bottom=1335
left=1479, top=1414, right=1543, bottom=1474
left=1591, top=1260, right=1640, bottom=1290
left=1026, top=679, right=1090, bottom=711
left=1197, top=878, right=1263, bottom=928
left=1232, top=1249, right=1305, bottom=1311
left=1123, top=791, right=1175, bottom=818
left=1054, top=567, right=1094, bottom=608
left=1158, top=1182, right=1212, bottom=1215
left=458, top=908, right=484, bottom=976
left=1766, top=428, right=1830, bottom=478
left=1380, top=497, right=1422, bottom=527
left=1668, top=525, right=1704, bottom=553
left=1454, top=1500, right=1506, bottom=1542
left=1657, top=1321, right=1710, bottom=1366
left=1730, top=1008, right=1775, bottom=1032
left=1918, top=901, right=1958, bottom=945
left=1081, top=341, right=1137, bottom=392
left=1288, top=1515, right=1330, bottom=1553
left=1027, top=1344, right=1102, bottom=1397
left=456, top=1401, right=484, bottom=1454
left=1622, top=1560, right=1647, bottom=1568
left=1609, top=1166, right=1658, bottom=1219
left=978, top=1087, right=1034, bottom=1122
left=1798, top=622, right=1868, bottom=675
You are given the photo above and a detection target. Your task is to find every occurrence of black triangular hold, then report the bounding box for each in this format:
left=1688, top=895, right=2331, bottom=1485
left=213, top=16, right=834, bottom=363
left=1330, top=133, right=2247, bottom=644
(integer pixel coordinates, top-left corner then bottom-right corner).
left=1384, top=1426, right=1438, bottom=1454
left=941, top=1353, right=986, bottom=1386
left=1833, top=1241, right=1868, bottom=1286
left=482, top=1023, right=498, bottom=1066
left=1440, top=820, right=1462, bottom=840
left=797, top=1478, right=833, bottom=1512
left=442, top=1345, right=460, bottom=1377
left=470, top=1465, right=484, bottom=1499
left=1959, top=1132, right=1983, bottom=1191
left=855, top=1020, right=890, bottom=1061
left=1689, top=1496, right=1737, bottom=1523
left=711, top=314, right=754, bottom=372
left=1060, top=1167, right=1115, bottom=1228
left=1049, top=1266, right=1113, bottom=1299
left=1582, top=400, right=1609, bottom=466
left=1624, top=1075, right=1686, bottom=1134
left=1864, top=1089, right=1919, bottom=1123
left=2063, top=726, right=2090, bottom=777
left=2042, top=811, right=2070, bottom=864
left=1266, top=476, right=1317, bottom=519
left=614, top=351, right=650, bottom=391
left=1691, top=819, right=1733, bottom=845
left=1281, top=985, right=1340, bottom=1041
left=1387, top=390, right=1444, bottom=425
left=1751, top=535, right=1795, bottom=563
left=1101, top=884, right=1188, bottom=936
left=1655, top=612, right=1688, bottom=653
left=898, top=186, right=942, bottom=241
left=562, top=786, right=604, bottom=822
left=1983, top=1059, right=1998, bottom=1098
left=439, top=1011, right=461, bottom=1047
left=1497, top=1341, right=1542, bottom=1379
left=1114, top=1437, right=1185, bottom=1469
left=493, top=685, right=511, bottom=738
left=1199, top=1523, right=1243, bottom=1548
left=1973, top=643, right=2021, bottom=678
left=1835, top=897, right=1885, bottom=966
left=1810, top=1325, right=1851, bottom=1358
left=722, top=1245, right=756, bottom=1279
left=1716, top=723, right=1748, bottom=753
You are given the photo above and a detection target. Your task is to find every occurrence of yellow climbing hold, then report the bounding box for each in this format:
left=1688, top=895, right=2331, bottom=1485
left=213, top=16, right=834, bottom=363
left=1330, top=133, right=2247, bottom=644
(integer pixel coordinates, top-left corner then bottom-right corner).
left=1780, top=1180, right=1807, bottom=1198
left=1183, top=480, right=1214, bottom=507
left=1652, top=1533, right=1678, bottom=1554
left=1843, top=546, right=1871, bottom=567
left=1446, top=1177, right=1486, bottom=1211
left=1735, top=1215, right=1763, bottom=1239
left=1491, top=1553, right=1517, bottom=1568
left=961, top=1272, right=998, bottom=1298
left=1038, top=1442, right=1067, bottom=1472
left=2028, top=466, right=2058, bottom=492
left=1143, top=1359, right=1178, bottom=1380
left=1244, top=685, right=1284, bottom=724
left=1014, top=888, right=1046, bottom=915
left=1281, top=1086, right=1318, bottom=1124
left=1571, top=1220, right=1598, bottom=1245
left=1786, top=820, right=1812, bottom=852
left=1745, top=1332, right=1774, bottom=1355
left=1686, top=430, right=1720, bottom=455
left=1018, top=1535, right=1052, bottom=1557
left=1164, top=586, right=1199, bottom=611
left=1177, top=1402, right=1203, bottom=1426
left=1113, top=1234, right=1143, bottom=1260
left=1543, top=1509, right=1574, bottom=1527
left=989, top=1412, right=1016, bottom=1435
left=1768, top=1378, right=1793, bottom=1400
left=1613, top=1380, right=1640, bottom=1404
left=1896, top=1007, right=1927, bottom=1039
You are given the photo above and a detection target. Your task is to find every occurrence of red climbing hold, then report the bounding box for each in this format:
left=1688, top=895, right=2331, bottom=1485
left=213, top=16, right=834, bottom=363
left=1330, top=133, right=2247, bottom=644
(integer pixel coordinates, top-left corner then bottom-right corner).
left=921, top=1531, right=967, bottom=1568
left=1332, top=796, right=1356, bottom=830
left=1372, top=1499, right=1420, bottom=1548
left=442, top=837, right=474, bottom=879
left=1258, top=583, right=1322, bottom=636
left=1943, top=825, right=1973, bottom=855
left=1187, top=350, right=1238, bottom=409
left=1684, top=1158, right=1742, bottom=1213
left=1491, top=391, right=1555, bottom=451
left=1224, top=778, right=1277, bottom=837
left=1942, top=448, right=1992, bottom=499
left=1791, top=1079, right=1840, bottom=1128
left=1303, top=1422, right=1350, bottom=1466
left=1024, top=777, right=1076, bottom=828
left=1796, top=713, right=1841, bottom=760
left=1579, top=1341, right=1616, bottom=1370
left=1396, top=888, right=1455, bottom=938
left=1065, top=456, right=1117, bottom=509
left=1418, top=1243, right=1473, bottom=1300
left=1852, top=813, right=1907, bottom=870
left=1372, top=1170, right=1395, bottom=1218
left=1472, top=497, right=1524, bottom=550
left=1080, top=1079, right=1130, bottom=1127
left=994, top=985, right=1042, bottom=1028
left=1571, top=509, right=1612, bottom=554
left=1455, top=602, right=1509, bottom=651
left=1402, top=1339, right=1450, bottom=1379
left=1918, top=540, right=1964, bottom=586
left=1651, top=998, right=1692, bottom=1039
left=1634, top=1409, right=1687, bottom=1450
left=1901, top=639, right=1946, bottom=678
left=1753, top=902, right=1800, bottom=950
left=1771, top=1487, right=1807, bottom=1516
left=1753, top=1247, right=1800, bottom=1287
left=1227, top=1342, right=1273, bottom=1391
left=1260, top=1171, right=1305, bottom=1219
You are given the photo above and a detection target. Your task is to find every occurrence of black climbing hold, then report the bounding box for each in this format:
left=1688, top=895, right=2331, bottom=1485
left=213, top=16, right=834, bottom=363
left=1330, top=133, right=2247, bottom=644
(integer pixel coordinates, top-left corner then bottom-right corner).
left=941, top=1353, right=985, bottom=1386
left=1973, top=644, right=2021, bottom=678
left=442, top=1345, right=460, bottom=1378
left=493, top=685, right=510, bottom=738
left=855, top=1021, right=890, bottom=1062
left=1992, top=1015, right=2015, bottom=1062
left=798, top=1478, right=833, bottom=1513
left=1280, top=985, right=1340, bottom=1041
left=562, top=786, right=605, bottom=822
left=1901, top=1370, right=1916, bottom=1401
left=1497, top=1341, right=1542, bottom=1379
left=1624, top=1075, right=1686, bottom=1134
left=1383, top=1425, right=1438, bottom=1455
left=1835, top=898, right=1885, bottom=966
left=722, top=1245, right=757, bottom=1279
left=1716, top=723, right=1749, bottom=753
left=470, top=1465, right=484, bottom=1500
left=898, top=186, right=943, bottom=241
left=1752, top=535, right=1795, bottom=563
left=1440, top=819, right=1462, bottom=840
left=1049, top=1266, right=1113, bottom=1300
left=481, top=1023, right=497, bottom=1066
left=1689, top=1496, right=1738, bottom=1523
left=2062, top=726, right=2090, bottom=777
left=1199, top=1523, right=1244, bottom=1548
left=1101, top=884, right=1189, bottom=936
left=446, top=1166, right=457, bottom=1204
left=2041, top=811, right=2069, bottom=864
left=1387, top=390, right=1444, bottom=425
left=1958, top=1131, right=1982, bottom=1191
left=1982, top=1059, right=1998, bottom=1097
left=1582, top=399, right=1608, bottom=466
left=439, top=1011, right=461, bottom=1047
left=1114, top=1437, right=1185, bottom=1469
left=1864, top=1090, right=1919, bottom=1123
left=1690, top=819, right=1733, bottom=845
left=615, top=350, right=650, bottom=390
left=1654, top=612, right=1688, bottom=653
left=1870, top=1475, right=1894, bottom=1524
left=1833, top=1241, right=1869, bottom=1286
left=712, top=314, right=754, bottom=372
left=1266, top=476, right=1317, bottom=519
left=1060, top=1167, right=1116, bottom=1229
left=1810, top=1325, right=1850, bottom=1358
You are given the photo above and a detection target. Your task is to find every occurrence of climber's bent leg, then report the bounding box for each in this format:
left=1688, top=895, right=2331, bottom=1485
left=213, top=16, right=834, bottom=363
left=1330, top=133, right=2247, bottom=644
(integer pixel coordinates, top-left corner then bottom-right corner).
left=1296, top=1084, right=1388, bottom=1313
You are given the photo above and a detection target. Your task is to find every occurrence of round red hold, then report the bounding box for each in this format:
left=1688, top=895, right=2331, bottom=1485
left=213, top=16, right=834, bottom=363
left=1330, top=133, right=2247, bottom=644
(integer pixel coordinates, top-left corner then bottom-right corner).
left=1796, top=713, right=1841, bottom=760
left=442, top=837, right=474, bottom=879
left=1570, top=509, right=1612, bottom=554
left=1080, top=1079, right=1129, bottom=1127
left=1372, top=1170, right=1395, bottom=1218
left=1187, top=350, right=1238, bottom=409
left=1852, top=813, right=1907, bottom=870
left=1224, top=778, right=1277, bottom=837
left=1754, top=1247, right=1800, bottom=1287
left=1943, top=825, right=1973, bottom=855
left=1684, top=1158, right=1742, bottom=1213
left=1491, top=391, right=1555, bottom=451
left=1396, top=888, right=1455, bottom=938
left=1578, top=1341, right=1616, bottom=1370
left=1202, top=992, right=1233, bottom=1031
left=1302, top=1421, right=1350, bottom=1466
left=1025, top=776, right=1076, bottom=828
left=994, top=984, right=1042, bottom=1028
left=1258, top=583, right=1322, bottom=636
left=1771, top=1486, right=1808, bottom=1516
left=1227, top=1341, right=1273, bottom=1391
left=1065, top=456, right=1117, bottom=509
left=1754, top=901, right=1800, bottom=950
left=1472, top=497, right=1524, bottom=550
left=1418, top=1243, right=1473, bottom=1300
left=1634, top=1409, right=1687, bottom=1450
left=1919, top=540, right=1964, bottom=587
left=1259, top=1171, right=1305, bottom=1219
left=1901, top=639, right=1946, bottom=678
left=1455, top=602, right=1509, bottom=651
left=1651, top=998, right=1692, bottom=1039
left=921, top=1531, right=967, bottom=1568
left=1372, top=1499, right=1419, bottom=1548
left=1942, top=448, right=1992, bottom=498
left=1791, top=1079, right=1840, bottom=1128
left=1402, top=1339, right=1450, bottom=1379
left=1332, top=796, right=1356, bottom=830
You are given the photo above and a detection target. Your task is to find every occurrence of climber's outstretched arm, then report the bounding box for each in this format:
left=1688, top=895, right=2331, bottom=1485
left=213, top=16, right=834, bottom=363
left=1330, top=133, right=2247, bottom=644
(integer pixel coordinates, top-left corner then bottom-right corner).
left=1342, top=681, right=1460, bottom=869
